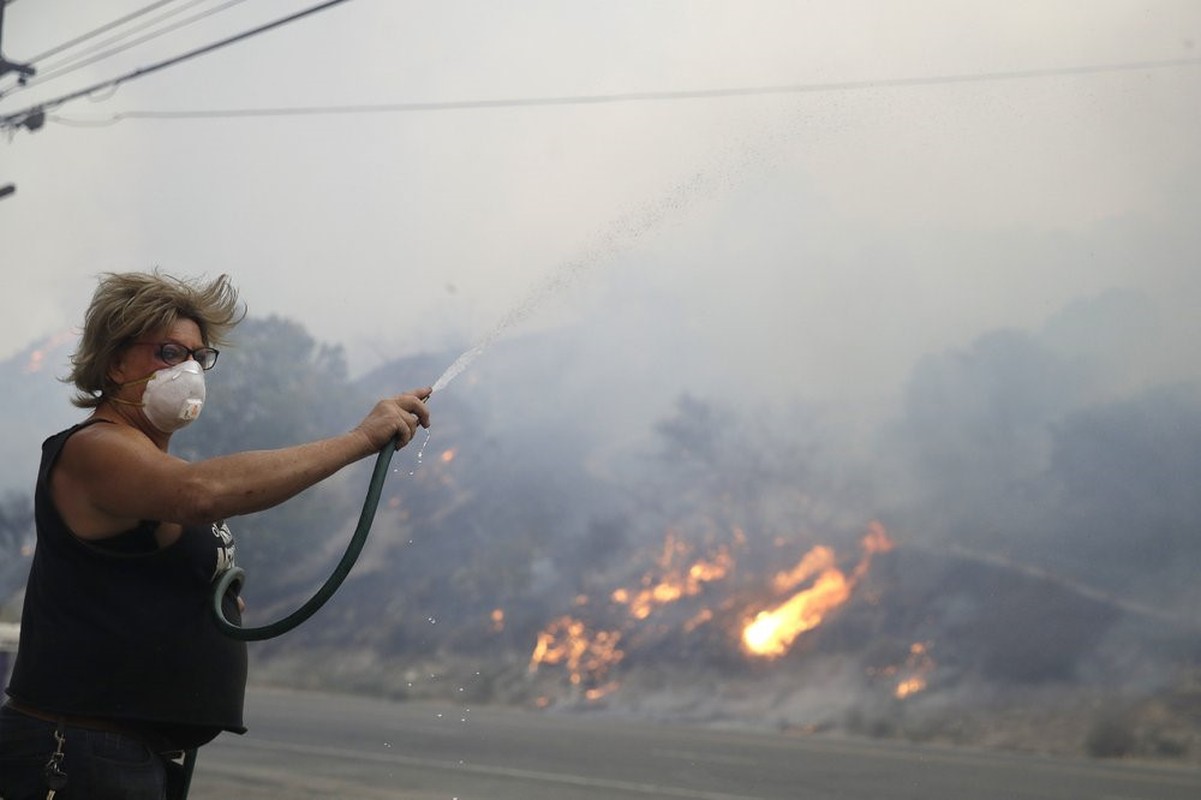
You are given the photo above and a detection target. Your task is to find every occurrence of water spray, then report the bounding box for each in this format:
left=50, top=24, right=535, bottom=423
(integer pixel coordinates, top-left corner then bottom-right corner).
left=209, top=360, right=479, bottom=639
left=211, top=115, right=767, bottom=640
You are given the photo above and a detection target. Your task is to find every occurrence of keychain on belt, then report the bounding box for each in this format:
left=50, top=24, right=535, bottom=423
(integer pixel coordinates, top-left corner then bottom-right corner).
left=43, top=724, right=67, bottom=798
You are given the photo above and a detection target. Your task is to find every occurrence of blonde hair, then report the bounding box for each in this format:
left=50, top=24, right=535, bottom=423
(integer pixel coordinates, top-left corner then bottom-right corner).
left=67, top=270, right=245, bottom=408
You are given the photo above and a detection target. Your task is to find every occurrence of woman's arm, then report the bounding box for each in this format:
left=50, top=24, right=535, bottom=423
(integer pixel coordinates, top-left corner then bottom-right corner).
left=54, top=390, right=430, bottom=537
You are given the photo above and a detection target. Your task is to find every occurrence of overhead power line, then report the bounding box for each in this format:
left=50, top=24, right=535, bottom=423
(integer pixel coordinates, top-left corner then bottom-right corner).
left=24, top=0, right=184, bottom=64
left=7, top=0, right=245, bottom=99
left=0, top=0, right=354, bottom=132
left=39, top=55, right=1201, bottom=129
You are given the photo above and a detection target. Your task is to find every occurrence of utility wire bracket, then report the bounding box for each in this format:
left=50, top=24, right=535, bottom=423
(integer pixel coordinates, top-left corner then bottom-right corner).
left=0, top=4, right=32, bottom=194
left=0, top=2, right=36, bottom=82
left=0, top=57, right=35, bottom=81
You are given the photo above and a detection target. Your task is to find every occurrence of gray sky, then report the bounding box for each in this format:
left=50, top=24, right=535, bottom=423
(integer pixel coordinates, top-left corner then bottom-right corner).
left=2, top=0, right=1199, bottom=424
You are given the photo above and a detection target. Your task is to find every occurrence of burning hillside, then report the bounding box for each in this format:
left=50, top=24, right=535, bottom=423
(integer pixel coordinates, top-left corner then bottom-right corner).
left=210, top=331, right=1201, bottom=761
left=525, top=522, right=929, bottom=704
left=506, top=523, right=1201, bottom=762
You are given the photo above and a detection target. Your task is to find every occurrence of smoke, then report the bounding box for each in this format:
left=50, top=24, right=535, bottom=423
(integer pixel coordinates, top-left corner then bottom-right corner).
left=874, top=288, right=1201, bottom=619
left=2, top=279, right=1199, bottom=752
left=0, top=335, right=80, bottom=491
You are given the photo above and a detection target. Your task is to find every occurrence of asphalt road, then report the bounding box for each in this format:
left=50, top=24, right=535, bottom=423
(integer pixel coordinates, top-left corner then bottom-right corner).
left=187, top=688, right=1201, bottom=800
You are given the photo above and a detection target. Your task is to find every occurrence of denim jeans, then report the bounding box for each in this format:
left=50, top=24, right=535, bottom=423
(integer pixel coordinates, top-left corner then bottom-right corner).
left=0, top=704, right=173, bottom=800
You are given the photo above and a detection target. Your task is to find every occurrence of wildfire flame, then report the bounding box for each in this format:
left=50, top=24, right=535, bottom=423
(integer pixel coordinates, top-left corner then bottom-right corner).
left=531, top=531, right=733, bottom=699
left=742, top=569, right=851, bottom=658
left=528, top=615, right=624, bottom=691
left=23, top=330, right=76, bottom=374
left=893, top=641, right=935, bottom=699
left=610, top=531, right=732, bottom=620
left=529, top=521, right=897, bottom=704
left=742, top=523, right=893, bottom=659
left=771, top=545, right=837, bottom=593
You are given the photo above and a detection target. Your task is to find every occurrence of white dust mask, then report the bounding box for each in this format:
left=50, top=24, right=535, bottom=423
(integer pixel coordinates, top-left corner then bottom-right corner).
left=130, top=360, right=207, bottom=433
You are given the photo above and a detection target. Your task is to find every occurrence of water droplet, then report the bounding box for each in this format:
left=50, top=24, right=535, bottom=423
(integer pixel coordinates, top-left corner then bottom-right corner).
left=409, top=428, right=435, bottom=476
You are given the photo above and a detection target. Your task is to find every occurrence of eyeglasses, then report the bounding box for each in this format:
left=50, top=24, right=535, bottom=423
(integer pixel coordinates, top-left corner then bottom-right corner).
left=132, top=341, right=220, bottom=370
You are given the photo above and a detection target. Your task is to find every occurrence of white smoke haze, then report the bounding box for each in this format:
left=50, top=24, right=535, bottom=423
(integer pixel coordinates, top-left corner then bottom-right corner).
left=2, top=2, right=1199, bottom=384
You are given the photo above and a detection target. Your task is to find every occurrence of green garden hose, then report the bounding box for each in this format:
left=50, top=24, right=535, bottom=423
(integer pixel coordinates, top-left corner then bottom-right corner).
left=210, top=444, right=396, bottom=641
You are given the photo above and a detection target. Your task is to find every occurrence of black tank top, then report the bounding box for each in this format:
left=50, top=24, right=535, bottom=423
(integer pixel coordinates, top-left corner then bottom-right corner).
left=6, top=421, right=247, bottom=748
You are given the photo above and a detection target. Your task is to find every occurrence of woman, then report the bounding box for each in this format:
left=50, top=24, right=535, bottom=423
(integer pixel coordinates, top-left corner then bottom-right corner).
left=0, top=271, right=430, bottom=799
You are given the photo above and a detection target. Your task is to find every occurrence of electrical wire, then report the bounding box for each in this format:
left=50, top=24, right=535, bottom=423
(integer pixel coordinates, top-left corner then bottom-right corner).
left=14, top=0, right=245, bottom=96
left=38, top=55, right=1201, bottom=130
left=23, top=0, right=185, bottom=64
left=0, top=0, right=355, bottom=131
left=1, top=2, right=190, bottom=98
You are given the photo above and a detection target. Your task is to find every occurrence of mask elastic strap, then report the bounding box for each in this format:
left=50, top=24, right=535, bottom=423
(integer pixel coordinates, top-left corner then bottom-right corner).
left=119, top=374, right=154, bottom=389
left=106, top=373, right=154, bottom=407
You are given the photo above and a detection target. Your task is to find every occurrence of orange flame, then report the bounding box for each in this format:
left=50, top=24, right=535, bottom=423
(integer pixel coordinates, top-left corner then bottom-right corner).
left=893, top=641, right=935, bottom=699
left=490, top=608, right=505, bottom=632
left=529, top=530, right=737, bottom=699
left=742, top=523, right=893, bottom=659
left=771, top=545, right=837, bottom=593
left=611, top=531, right=733, bottom=620
left=528, top=615, right=624, bottom=688
left=23, top=330, right=76, bottom=374
left=742, top=569, right=851, bottom=657
left=440, top=449, right=456, bottom=463
left=530, top=523, right=897, bottom=704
